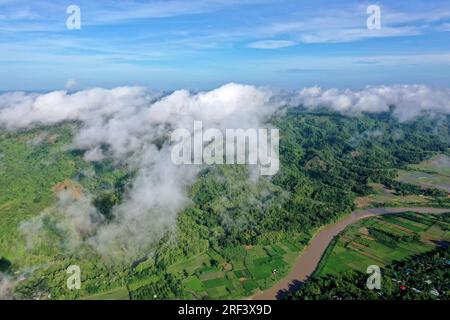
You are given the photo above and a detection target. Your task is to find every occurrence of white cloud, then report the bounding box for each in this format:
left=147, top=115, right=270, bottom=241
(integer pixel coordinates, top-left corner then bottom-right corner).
left=83, top=146, right=104, bottom=162
left=438, top=23, right=450, bottom=32
left=298, top=26, right=421, bottom=44
left=20, top=191, right=104, bottom=251
left=248, top=40, right=296, bottom=49
left=292, top=84, right=450, bottom=121
left=248, top=4, right=445, bottom=45
left=64, top=79, right=78, bottom=90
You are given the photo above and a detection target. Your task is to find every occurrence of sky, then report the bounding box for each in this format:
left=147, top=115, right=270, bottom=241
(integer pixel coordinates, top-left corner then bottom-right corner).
left=0, top=0, right=450, bottom=91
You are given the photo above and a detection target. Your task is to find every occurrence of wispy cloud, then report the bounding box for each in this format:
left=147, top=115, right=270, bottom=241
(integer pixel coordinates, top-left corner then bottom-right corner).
left=438, top=22, right=450, bottom=32
left=277, top=68, right=335, bottom=73
left=0, top=0, right=450, bottom=89
left=354, top=59, right=381, bottom=65
left=248, top=40, right=296, bottom=49
left=298, top=26, right=422, bottom=43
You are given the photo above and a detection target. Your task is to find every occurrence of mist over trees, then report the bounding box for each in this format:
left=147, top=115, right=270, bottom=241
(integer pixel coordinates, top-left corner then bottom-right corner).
left=0, top=84, right=449, bottom=299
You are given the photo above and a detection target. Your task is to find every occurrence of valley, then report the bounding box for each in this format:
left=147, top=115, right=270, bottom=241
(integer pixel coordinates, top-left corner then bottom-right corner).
left=0, top=111, right=449, bottom=300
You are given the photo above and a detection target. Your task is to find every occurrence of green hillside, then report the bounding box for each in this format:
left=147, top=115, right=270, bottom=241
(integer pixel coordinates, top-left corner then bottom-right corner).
left=1, top=110, right=449, bottom=299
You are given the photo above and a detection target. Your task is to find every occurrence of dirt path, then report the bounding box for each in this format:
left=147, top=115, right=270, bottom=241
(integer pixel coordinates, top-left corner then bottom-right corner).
left=249, top=207, right=449, bottom=300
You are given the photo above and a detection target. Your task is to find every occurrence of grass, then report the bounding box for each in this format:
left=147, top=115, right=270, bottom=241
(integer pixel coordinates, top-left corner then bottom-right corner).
left=409, top=154, right=450, bottom=177
left=396, top=154, right=450, bottom=193
left=356, top=154, right=450, bottom=209
left=166, top=252, right=210, bottom=275
left=202, top=277, right=228, bottom=288
left=397, top=170, right=450, bottom=193
left=183, top=276, right=204, bottom=292
left=382, top=215, right=427, bottom=233
left=355, top=183, right=433, bottom=209
left=199, top=271, right=224, bottom=281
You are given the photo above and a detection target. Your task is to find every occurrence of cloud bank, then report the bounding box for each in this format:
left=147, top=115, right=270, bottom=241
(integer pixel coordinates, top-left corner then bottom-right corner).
left=0, top=83, right=449, bottom=259
left=292, top=85, right=450, bottom=121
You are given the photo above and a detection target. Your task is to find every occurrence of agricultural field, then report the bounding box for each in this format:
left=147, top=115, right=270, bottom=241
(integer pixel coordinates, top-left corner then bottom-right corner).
left=317, top=211, right=450, bottom=276
left=168, top=235, right=309, bottom=299
left=355, top=183, right=433, bottom=208
left=355, top=154, right=450, bottom=209
left=409, top=154, right=450, bottom=177
left=289, top=247, right=450, bottom=300
left=397, top=154, right=450, bottom=193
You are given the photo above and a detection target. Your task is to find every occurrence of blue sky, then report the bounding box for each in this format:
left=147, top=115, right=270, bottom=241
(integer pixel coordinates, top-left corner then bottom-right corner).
left=1, top=0, right=450, bottom=90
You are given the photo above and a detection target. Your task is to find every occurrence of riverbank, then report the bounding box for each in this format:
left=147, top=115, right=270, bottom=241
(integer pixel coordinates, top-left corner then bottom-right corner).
left=248, top=207, right=449, bottom=300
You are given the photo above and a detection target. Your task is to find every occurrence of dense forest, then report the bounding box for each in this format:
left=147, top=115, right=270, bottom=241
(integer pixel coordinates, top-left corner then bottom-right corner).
left=0, top=108, right=449, bottom=299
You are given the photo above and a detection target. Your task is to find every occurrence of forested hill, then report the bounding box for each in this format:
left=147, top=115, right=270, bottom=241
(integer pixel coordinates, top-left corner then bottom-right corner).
left=1, top=109, right=449, bottom=299
left=178, top=111, right=449, bottom=253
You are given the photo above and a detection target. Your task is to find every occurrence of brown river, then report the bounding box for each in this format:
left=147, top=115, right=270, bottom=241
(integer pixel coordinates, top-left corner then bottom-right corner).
left=249, top=207, right=449, bottom=300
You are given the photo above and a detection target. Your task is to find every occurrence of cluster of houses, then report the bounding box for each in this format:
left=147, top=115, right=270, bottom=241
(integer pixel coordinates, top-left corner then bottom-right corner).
left=390, top=276, right=441, bottom=297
